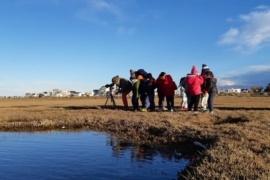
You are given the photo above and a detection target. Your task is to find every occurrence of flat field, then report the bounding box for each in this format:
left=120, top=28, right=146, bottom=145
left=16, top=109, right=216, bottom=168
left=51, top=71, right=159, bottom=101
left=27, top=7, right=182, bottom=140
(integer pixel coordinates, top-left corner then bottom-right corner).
left=0, top=96, right=269, bottom=179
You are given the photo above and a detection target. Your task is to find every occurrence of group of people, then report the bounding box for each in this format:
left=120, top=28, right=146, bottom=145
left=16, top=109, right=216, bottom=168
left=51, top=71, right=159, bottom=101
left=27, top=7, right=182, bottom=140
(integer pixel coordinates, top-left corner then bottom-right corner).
left=110, top=64, right=218, bottom=113
left=179, top=64, right=218, bottom=113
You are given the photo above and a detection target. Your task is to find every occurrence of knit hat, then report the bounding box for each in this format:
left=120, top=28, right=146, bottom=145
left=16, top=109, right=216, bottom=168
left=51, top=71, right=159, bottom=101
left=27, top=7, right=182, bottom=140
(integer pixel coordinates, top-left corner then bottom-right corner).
left=146, top=73, right=152, bottom=79
left=191, top=66, right=199, bottom=75
left=159, top=72, right=166, bottom=77
left=201, top=64, right=210, bottom=74
left=130, top=69, right=136, bottom=75
left=112, top=76, right=120, bottom=85
left=202, top=64, right=207, bottom=68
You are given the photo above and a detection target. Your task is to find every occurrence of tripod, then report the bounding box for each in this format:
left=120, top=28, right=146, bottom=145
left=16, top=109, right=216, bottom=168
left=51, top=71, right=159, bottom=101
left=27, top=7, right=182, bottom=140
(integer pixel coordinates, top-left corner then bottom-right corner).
left=104, top=88, right=117, bottom=108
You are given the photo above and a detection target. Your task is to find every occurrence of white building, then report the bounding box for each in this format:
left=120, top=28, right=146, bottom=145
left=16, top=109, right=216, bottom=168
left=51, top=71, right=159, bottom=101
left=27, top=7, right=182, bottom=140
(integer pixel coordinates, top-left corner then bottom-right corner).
left=226, top=88, right=241, bottom=93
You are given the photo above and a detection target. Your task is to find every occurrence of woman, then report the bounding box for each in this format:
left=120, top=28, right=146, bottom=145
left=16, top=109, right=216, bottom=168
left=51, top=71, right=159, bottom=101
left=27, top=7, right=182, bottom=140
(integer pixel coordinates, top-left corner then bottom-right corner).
left=156, top=72, right=166, bottom=111
left=186, top=66, right=204, bottom=112
left=204, top=71, right=218, bottom=113
left=112, top=75, right=132, bottom=110
left=163, top=74, right=177, bottom=112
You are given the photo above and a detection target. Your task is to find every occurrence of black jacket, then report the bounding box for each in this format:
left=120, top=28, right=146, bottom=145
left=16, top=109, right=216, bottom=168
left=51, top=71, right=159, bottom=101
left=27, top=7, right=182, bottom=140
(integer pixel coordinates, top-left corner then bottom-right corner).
left=118, top=78, right=132, bottom=93
left=205, top=77, right=218, bottom=93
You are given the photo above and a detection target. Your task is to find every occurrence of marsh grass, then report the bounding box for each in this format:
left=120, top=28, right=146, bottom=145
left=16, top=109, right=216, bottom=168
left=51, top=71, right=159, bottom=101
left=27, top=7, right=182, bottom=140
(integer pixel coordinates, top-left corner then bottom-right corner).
left=0, top=96, right=270, bottom=179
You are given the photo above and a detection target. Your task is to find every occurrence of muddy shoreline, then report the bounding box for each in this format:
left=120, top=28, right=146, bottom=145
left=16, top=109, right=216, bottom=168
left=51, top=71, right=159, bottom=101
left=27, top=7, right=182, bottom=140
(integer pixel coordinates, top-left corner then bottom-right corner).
left=0, top=96, right=270, bottom=179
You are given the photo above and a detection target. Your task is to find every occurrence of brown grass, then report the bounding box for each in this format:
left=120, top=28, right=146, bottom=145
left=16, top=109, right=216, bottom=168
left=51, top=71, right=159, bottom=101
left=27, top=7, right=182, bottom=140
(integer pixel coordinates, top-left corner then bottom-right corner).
left=0, top=96, right=270, bottom=179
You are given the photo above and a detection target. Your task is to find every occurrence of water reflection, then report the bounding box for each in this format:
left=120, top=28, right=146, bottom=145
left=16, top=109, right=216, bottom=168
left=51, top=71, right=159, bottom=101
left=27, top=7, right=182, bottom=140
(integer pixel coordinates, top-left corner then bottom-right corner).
left=108, top=136, right=193, bottom=162
left=0, top=131, right=191, bottom=180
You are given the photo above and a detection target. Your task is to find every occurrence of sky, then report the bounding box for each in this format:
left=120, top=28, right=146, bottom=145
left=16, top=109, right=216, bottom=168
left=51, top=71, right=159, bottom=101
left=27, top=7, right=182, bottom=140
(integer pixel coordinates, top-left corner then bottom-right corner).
left=1, top=0, right=270, bottom=96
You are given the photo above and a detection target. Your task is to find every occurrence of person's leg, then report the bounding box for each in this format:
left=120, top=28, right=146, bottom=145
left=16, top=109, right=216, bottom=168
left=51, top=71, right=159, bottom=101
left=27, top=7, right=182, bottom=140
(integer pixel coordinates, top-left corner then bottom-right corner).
left=194, top=95, right=201, bottom=111
left=148, top=94, right=155, bottom=110
left=201, top=93, right=209, bottom=110
left=171, top=95, right=175, bottom=111
left=131, top=95, right=135, bottom=109
left=188, top=96, right=195, bottom=111
left=165, top=96, right=171, bottom=111
left=132, top=95, right=138, bottom=110
left=122, top=91, right=129, bottom=107
left=208, top=92, right=216, bottom=112
left=180, top=97, right=183, bottom=109
left=151, top=94, right=156, bottom=110
left=183, top=97, right=188, bottom=109
left=187, top=94, right=191, bottom=110
left=140, top=94, right=146, bottom=108
left=145, top=95, right=150, bottom=109
left=158, top=94, right=162, bottom=109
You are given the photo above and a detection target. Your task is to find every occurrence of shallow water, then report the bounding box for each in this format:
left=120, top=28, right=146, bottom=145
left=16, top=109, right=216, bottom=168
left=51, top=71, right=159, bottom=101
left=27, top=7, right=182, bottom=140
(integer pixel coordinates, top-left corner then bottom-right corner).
left=0, top=131, right=190, bottom=180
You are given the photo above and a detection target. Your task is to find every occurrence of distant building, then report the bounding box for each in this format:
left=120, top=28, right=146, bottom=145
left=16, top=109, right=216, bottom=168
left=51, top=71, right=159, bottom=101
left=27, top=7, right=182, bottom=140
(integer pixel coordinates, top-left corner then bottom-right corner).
left=93, top=89, right=100, bottom=96
left=23, top=87, right=114, bottom=98
left=226, top=88, right=241, bottom=93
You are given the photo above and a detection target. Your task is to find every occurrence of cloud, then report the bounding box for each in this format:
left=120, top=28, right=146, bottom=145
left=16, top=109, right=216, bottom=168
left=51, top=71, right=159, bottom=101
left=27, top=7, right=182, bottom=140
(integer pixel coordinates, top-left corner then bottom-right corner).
left=76, top=0, right=129, bottom=25
left=218, top=79, right=237, bottom=86
left=88, top=0, right=124, bottom=19
left=218, top=5, right=270, bottom=52
left=218, top=65, right=270, bottom=88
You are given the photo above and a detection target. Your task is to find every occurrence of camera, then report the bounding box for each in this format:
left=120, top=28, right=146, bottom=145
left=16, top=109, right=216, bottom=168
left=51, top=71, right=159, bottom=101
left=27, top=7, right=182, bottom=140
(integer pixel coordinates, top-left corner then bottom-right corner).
left=105, top=83, right=114, bottom=88
left=104, top=83, right=117, bottom=108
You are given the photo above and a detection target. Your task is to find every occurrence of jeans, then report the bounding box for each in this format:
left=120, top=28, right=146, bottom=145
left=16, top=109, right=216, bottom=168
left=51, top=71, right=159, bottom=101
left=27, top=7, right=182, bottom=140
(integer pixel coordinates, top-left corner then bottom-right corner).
left=188, top=94, right=201, bottom=111
left=140, top=93, right=146, bottom=108
left=147, top=94, right=155, bottom=110
left=207, top=92, right=216, bottom=112
left=166, top=95, right=174, bottom=111
left=158, top=94, right=165, bottom=108
left=132, top=96, right=139, bottom=110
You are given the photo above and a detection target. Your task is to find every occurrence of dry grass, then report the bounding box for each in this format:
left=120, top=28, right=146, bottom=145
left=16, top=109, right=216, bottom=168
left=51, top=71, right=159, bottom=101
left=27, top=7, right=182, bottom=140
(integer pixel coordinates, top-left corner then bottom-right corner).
left=0, top=96, right=270, bottom=179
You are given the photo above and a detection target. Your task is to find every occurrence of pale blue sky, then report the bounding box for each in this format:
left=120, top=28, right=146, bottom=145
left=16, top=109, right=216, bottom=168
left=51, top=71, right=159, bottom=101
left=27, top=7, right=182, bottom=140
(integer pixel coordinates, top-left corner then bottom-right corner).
left=1, top=0, right=270, bottom=96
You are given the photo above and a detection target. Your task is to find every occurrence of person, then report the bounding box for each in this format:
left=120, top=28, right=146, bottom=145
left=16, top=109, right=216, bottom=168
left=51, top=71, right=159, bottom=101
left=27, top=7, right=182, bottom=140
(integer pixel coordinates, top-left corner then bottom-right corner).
left=179, top=77, right=188, bottom=110
left=201, top=64, right=210, bottom=74
left=131, top=74, right=142, bottom=111
left=200, top=64, right=210, bottom=111
left=156, top=72, right=167, bottom=111
left=163, top=74, right=177, bottom=112
left=129, top=69, right=136, bottom=82
left=145, top=73, right=156, bottom=111
left=204, top=71, right=218, bottom=113
left=136, top=73, right=148, bottom=112
left=111, top=75, right=132, bottom=110
left=186, top=66, right=204, bottom=112
left=200, top=72, right=209, bottom=111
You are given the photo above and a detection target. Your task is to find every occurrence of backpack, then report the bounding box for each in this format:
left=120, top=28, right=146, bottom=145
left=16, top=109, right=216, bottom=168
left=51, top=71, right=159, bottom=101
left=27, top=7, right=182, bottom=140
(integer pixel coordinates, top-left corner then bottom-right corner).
left=137, top=69, right=148, bottom=78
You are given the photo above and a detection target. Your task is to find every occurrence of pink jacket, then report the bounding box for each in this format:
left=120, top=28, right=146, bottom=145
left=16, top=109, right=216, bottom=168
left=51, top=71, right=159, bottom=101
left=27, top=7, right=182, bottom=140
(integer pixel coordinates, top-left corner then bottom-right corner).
left=186, top=74, right=204, bottom=96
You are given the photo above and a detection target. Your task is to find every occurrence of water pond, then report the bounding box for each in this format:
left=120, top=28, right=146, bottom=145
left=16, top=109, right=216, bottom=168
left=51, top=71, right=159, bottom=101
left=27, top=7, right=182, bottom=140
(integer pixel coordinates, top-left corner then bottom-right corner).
left=0, top=131, right=192, bottom=180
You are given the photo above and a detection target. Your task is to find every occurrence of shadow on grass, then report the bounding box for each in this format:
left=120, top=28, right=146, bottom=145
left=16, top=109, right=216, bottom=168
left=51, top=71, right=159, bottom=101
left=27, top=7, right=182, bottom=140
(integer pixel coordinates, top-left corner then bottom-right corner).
left=215, top=117, right=250, bottom=125
left=53, top=106, right=100, bottom=110
left=52, top=105, right=130, bottom=111
left=217, top=107, right=270, bottom=111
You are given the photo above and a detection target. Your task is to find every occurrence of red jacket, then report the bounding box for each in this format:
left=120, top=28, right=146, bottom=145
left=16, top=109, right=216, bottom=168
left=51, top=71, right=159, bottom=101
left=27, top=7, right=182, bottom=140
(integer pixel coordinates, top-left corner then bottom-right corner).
left=186, top=74, right=204, bottom=96
left=156, top=77, right=165, bottom=95
left=163, top=75, right=177, bottom=96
